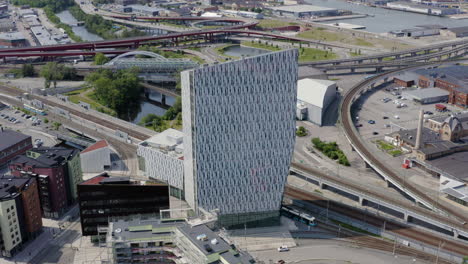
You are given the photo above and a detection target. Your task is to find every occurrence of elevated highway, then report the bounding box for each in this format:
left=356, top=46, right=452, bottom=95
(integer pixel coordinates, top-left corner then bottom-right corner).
left=338, top=66, right=468, bottom=228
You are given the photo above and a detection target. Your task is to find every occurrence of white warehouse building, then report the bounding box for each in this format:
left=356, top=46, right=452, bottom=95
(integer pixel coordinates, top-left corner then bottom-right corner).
left=137, top=129, right=185, bottom=198
left=80, top=140, right=111, bottom=173
left=296, top=78, right=337, bottom=126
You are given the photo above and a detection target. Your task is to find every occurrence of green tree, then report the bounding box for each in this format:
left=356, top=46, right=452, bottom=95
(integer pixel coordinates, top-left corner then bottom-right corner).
left=40, top=62, right=64, bottom=89
left=93, top=53, right=109, bottom=65
left=22, top=64, right=35, bottom=77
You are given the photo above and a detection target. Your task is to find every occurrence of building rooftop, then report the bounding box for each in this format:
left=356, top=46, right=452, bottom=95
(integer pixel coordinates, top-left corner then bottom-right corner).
left=81, top=140, right=109, bottom=154
left=129, top=4, right=165, bottom=12
left=81, top=172, right=167, bottom=186
left=428, top=151, right=468, bottom=182
left=389, top=127, right=468, bottom=155
left=414, top=65, right=468, bottom=93
left=415, top=24, right=447, bottom=30
left=0, top=128, right=31, bottom=151
left=297, top=78, right=336, bottom=108
left=429, top=112, right=468, bottom=124
left=108, top=217, right=255, bottom=263
left=445, top=26, right=468, bottom=34
left=0, top=31, right=25, bottom=41
left=0, top=175, right=31, bottom=201
left=269, top=4, right=337, bottom=13
left=141, top=128, right=184, bottom=158
left=10, top=147, right=78, bottom=168
left=402, top=87, right=449, bottom=100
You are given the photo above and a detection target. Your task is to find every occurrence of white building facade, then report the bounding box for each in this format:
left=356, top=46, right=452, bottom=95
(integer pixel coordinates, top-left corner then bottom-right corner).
left=181, top=50, right=298, bottom=228
left=137, top=129, right=185, bottom=198
left=296, top=78, right=337, bottom=126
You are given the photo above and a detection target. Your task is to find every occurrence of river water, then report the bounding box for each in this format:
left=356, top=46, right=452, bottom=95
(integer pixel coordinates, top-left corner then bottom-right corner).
left=56, top=10, right=103, bottom=41
left=304, top=0, right=468, bottom=33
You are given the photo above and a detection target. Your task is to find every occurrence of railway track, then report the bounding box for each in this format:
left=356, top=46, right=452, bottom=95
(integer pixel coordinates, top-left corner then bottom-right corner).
left=0, top=85, right=150, bottom=141
left=285, top=185, right=468, bottom=258
left=338, top=67, right=468, bottom=223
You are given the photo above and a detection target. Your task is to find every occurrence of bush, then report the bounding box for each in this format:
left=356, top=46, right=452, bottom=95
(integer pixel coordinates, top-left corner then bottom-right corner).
left=296, top=126, right=307, bottom=137
left=44, top=118, right=49, bottom=124
left=311, top=137, right=350, bottom=166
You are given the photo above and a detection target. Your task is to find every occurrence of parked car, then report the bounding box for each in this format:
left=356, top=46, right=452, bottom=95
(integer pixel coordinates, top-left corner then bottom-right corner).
left=373, top=131, right=379, bottom=135
left=355, top=124, right=363, bottom=127
left=368, top=120, right=375, bottom=124
left=382, top=116, right=389, bottom=119
left=394, top=115, right=400, bottom=119
left=278, top=246, right=289, bottom=252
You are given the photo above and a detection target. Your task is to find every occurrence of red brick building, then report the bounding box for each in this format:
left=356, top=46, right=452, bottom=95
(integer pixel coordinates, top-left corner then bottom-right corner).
left=9, top=148, right=74, bottom=218
left=0, top=128, right=32, bottom=167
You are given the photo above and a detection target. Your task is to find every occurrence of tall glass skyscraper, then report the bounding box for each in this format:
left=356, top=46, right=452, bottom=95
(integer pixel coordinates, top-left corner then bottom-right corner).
left=181, top=50, right=298, bottom=228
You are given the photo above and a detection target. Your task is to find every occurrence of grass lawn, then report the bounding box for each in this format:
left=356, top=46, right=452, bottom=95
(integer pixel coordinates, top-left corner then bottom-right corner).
left=298, top=47, right=338, bottom=62
left=349, top=52, right=361, bottom=57
left=65, top=88, right=116, bottom=116
left=376, top=140, right=395, bottom=151
left=352, top=38, right=373, bottom=47
left=144, top=119, right=182, bottom=132
left=241, top=41, right=281, bottom=51
left=256, top=19, right=297, bottom=29
left=389, top=150, right=403, bottom=157
left=330, top=219, right=379, bottom=237
left=297, top=27, right=342, bottom=42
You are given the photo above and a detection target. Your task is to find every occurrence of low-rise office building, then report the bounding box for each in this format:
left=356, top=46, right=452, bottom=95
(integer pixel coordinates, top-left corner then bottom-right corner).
left=0, top=176, right=42, bottom=257
left=9, top=147, right=82, bottom=218
left=105, top=216, right=255, bottom=264
left=0, top=128, right=32, bottom=167
left=137, top=129, right=185, bottom=198
left=77, top=173, right=169, bottom=236
left=129, top=4, right=165, bottom=16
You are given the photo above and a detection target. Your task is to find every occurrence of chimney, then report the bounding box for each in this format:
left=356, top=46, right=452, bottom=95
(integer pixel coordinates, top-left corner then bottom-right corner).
left=415, top=109, right=424, bottom=150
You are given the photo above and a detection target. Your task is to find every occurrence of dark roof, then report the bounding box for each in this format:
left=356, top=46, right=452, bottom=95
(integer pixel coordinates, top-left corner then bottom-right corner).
left=427, top=151, right=468, bottom=182
left=80, top=173, right=164, bottom=186
left=447, top=26, right=468, bottom=34
left=416, top=24, right=447, bottom=30
left=413, top=66, right=468, bottom=93
left=0, top=175, right=31, bottom=201
left=10, top=147, right=79, bottom=168
left=0, top=129, right=31, bottom=151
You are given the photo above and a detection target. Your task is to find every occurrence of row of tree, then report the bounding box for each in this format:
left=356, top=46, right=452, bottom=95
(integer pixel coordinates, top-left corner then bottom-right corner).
left=40, top=62, right=78, bottom=89
left=11, top=0, right=74, bottom=12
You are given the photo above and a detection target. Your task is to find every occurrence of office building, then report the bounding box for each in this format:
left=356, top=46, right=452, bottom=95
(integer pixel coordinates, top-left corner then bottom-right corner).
left=105, top=216, right=255, bottom=264
left=137, top=129, right=185, bottom=198
left=0, top=128, right=32, bottom=167
left=9, top=148, right=82, bottom=218
left=0, top=176, right=42, bottom=257
left=182, top=50, right=298, bottom=228
left=80, top=140, right=111, bottom=173
left=77, top=173, right=169, bottom=236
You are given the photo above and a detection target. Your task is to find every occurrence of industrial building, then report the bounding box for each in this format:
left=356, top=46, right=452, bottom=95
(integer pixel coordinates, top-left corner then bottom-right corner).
left=389, top=24, right=447, bottom=37
left=104, top=216, right=255, bottom=264
left=386, top=1, right=459, bottom=16
left=268, top=5, right=340, bottom=18
left=181, top=50, right=298, bottom=228
left=137, top=129, right=185, bottom=198
left=80, top=140, right=111, bottom=173
left=393, top=66, right=468, bottom=108
left=0, top=19, right=16, bottom=33
left=129, top=4, right=165, bottom=16
left=296, top=78, right=337, bottom=126
left=440, top=26, right=468, bottom=38
left=9, top=147, right=82, bottom=218
left=402, top=88, right=449, bottom=104
left=0, top=176, right=42, bottom=257
left=77, top=173, right=169, bottom=236
left=0, top=128, right=32, bottom=167
left=0, top=31, right=26, bottom=47
left=30, top=26, right=58, bottom=46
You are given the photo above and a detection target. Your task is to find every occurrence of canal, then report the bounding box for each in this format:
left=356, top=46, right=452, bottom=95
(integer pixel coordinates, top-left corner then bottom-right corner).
left=56, top=10, right=103, bottom=41
left=304, top=0, right=468, bottom=33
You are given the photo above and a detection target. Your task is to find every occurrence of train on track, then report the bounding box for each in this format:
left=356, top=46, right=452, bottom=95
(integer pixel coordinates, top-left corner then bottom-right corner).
left=281, top=206, right=317, bottom=227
